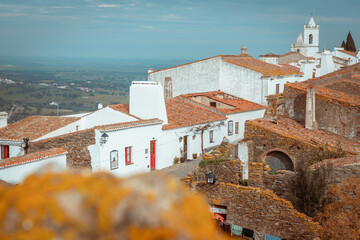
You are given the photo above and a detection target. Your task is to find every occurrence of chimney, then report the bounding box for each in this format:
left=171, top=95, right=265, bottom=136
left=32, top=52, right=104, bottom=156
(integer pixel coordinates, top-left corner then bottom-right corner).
left=148, top=68, right=154, bottom=74
left=305, top=86, right=317, bottom=130
left=129, top=81, right=168, bottom=124
left=319, top=50, right=335, bottom=76
left=164, top=77, right=173, bottom=99
left=0, top=112, right=8, bottom=128
left=300, top=60, right=317, bottom=81
left=241, top=45, right=247, bottom=54
left=98, top=103, right=103, bottom=109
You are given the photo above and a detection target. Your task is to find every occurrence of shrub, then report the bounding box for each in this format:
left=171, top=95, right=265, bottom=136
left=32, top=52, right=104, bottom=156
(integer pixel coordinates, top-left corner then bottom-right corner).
left=173, top=157, right=180, bottom=165
left=310, top=142, right=346, bottom=165
left=289, top=161, right=332, bottom=217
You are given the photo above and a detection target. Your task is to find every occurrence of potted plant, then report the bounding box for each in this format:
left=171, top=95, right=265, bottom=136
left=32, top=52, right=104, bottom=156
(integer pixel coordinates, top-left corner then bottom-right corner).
left=180, top=147, right=187, bottom=163
left=179, top=136, right=183, bottom=142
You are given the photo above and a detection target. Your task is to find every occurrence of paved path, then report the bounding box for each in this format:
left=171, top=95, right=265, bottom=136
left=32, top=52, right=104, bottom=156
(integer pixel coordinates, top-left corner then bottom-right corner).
left=153, top=159, right=200, bottom=179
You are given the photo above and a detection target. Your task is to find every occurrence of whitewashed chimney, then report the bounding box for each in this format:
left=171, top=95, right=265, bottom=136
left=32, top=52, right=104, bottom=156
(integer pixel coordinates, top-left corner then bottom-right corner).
left=0, top=112, right=8, bottom=128
left=319, top=50, right=335, bottom=76
left=129, top=81, right=168, bottom=124
left=98, top=103, right=103, bottom=109
left=305, top=86, right=317, bottom=130
left=148, top=68, right=154, bottom=74
left=300, top=60, right=317, bottom=81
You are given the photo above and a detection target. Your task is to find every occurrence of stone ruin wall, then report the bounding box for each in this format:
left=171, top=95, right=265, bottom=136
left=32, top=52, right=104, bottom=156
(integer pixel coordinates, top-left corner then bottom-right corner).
left=193, top=181, right=320, bottom=240
left=28, top=128, right=95, bottom=168
left=282, top=85, right=360, bottom=140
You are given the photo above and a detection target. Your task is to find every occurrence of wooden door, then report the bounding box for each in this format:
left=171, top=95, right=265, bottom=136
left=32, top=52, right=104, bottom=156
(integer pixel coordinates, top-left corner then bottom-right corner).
left=183, top=136, right=188, bottom=160
left=150, top=140, right=156, bottom=170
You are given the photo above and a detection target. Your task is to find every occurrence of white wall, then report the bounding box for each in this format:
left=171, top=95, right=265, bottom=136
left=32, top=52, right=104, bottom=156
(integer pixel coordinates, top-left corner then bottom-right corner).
left=238, top=141, right=249, bottom=179
left=0, top=141, right=24, bottom=159
left=226, top=109, right=266, bottom=143
left=36, top=107, right=137, bottom=141
left=158, top=121, right=227, bottom=168
left=333, top=50, right=358, bottom=65
left=0, top=154, right=67, bottom=184
left=94, top=123, right=163, bottom=178
left=129, top=82, right=168, bottom=124
left=267, top=74, right=302, bottom=96
left=149, top=57, right=222, bottom=97
left=220, top=61, right=267, bottom=105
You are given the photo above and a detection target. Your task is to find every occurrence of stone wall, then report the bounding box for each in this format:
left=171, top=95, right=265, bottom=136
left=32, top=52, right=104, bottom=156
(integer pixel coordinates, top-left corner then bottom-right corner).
left=28, top=128, right=95, bottom=168
left=244, top=121, right=320, bottom=167
left=192, top=181, right=320, bottom=240
left=186, top=160, right=243, bottom=185
left=283, top=84, right=360, bottom=139
left=248, top=156, right=360, bottom=202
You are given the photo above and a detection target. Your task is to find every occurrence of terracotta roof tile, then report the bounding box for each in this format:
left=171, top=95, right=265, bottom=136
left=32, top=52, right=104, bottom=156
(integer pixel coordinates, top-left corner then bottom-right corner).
left=310, top=155, right=360, bottom=169
left=163, top=97, right=227, bottom=130
left=0, top=147, right=67, bottom=169
left=0, top=116, right=80, bottom=141
left=96, top=119, right=162, bottom=132
left=279, top=64, right=301, bottom=72
left=222, top=55, right=301, bottom=77
left=149, top=53, right=301, bottom=77
left=248, top=117, right=360, bottom=155
left=180, top=91, right=266, bottom=114
left=108, top=103, right=141, bottom=120
left=259, top=52, right=279, bottom=58
left=338, top=49, right=357, bottom=57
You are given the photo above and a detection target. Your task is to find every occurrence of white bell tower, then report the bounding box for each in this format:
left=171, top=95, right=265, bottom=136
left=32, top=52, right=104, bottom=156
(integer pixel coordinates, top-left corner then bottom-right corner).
left=303, top=17, right=319, bottom=58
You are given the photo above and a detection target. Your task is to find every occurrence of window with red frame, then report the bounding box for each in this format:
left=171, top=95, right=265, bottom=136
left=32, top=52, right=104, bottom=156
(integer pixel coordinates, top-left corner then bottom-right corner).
left=125, top=146, right=132, bottom=165
left=1, top=145, right=9, bottom=159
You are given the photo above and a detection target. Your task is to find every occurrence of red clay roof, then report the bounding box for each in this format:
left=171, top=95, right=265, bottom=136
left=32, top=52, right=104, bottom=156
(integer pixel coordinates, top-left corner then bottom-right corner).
left=0, top=116, right=80, bottom=141
left=149, top=53, right=301, bottom=77
left=279, top=64, right=301, bottom=72
left=96, top=119, right=162, bottom=132
left=180, top=91, right=266, bottom=115
left=310, top=155, right=360, bottom=169
left=259, top=52, right=279, bottom=57
left=338, top=49, right=357, bottom=57
left=163, top=97, right=227, bottom=130
left=222, top=55, right=301, bottom=77
left=108, top=103, right=141, bottom=120
left=0, top=147, right=67, bottom=169
left=248, top=117, right=360, bottom=155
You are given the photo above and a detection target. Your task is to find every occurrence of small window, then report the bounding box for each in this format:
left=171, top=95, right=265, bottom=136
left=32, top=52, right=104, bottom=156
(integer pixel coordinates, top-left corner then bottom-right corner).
left=210, top=130, right=214, bottom=143
left=125, top=146, right=132, bottom=165
left=276, top=84, right=280, bottom=94
left=110, top=150, right=118, bottom=170
left=235, top=122, right=239, bottom=134
left=309, top=34, right=313, bottom=44
left=228, top=121, right=233, bottom=136
left=76, top=125, right=79, bottom=131
left=210, top=102, right=216, bottom=108
left=1, top=145, right=9, bottom=159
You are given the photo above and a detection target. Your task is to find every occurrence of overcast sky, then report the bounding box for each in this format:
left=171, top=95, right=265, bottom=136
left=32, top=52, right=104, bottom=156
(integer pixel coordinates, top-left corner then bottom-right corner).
left=0, top=0, right=359, bottom=60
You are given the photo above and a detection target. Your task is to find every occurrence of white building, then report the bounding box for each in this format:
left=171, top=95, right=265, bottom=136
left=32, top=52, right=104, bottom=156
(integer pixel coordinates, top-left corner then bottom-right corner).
left=290, top=17, right=319, bottom=58
left=261, top=17, right=360, bottom=81
left=148, top=46, right=302, bottom=106
left=0, top=82, right=265, bottom=183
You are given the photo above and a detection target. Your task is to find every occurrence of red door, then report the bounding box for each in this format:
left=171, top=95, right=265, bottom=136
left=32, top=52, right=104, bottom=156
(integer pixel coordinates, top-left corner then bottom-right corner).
left=150, top=140, right=156, bottom=170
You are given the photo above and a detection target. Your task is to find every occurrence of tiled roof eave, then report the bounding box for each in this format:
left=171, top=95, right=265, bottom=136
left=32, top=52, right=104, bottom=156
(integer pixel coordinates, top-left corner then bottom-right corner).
left=98, top=121, right=163, bottom=133
left=162, top=118, right=226, bottom=130
left=0, top=150, right=68, bottom=169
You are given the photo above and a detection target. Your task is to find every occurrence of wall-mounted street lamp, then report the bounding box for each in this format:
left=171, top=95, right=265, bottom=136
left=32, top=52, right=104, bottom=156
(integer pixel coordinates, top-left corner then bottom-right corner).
left=206, top=171, right=216, bottom=184
left=100, top=133, right=109, bottom=145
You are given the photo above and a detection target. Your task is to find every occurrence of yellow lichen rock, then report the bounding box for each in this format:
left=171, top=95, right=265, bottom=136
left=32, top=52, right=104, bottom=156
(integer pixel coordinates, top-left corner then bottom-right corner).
left=0, top=171, right=227, bottom=240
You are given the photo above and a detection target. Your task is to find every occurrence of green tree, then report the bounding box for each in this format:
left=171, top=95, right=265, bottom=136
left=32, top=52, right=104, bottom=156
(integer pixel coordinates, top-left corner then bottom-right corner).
left=346, top=31, right=356, bottom=52
left=341, top=40, right=346, bottom=49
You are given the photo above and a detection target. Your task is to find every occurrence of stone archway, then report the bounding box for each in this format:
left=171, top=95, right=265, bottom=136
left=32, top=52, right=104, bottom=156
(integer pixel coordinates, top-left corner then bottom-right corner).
left=265, top=151, right=294, bottom=171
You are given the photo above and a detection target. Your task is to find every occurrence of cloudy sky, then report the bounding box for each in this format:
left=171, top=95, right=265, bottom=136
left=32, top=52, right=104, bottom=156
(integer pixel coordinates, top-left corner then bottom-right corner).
left=0, top=0, right=359, bottom=60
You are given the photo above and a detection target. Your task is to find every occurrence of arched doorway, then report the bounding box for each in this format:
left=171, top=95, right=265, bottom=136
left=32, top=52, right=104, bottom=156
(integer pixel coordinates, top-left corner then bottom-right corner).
left=265, top=151, right=294, bottom=171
